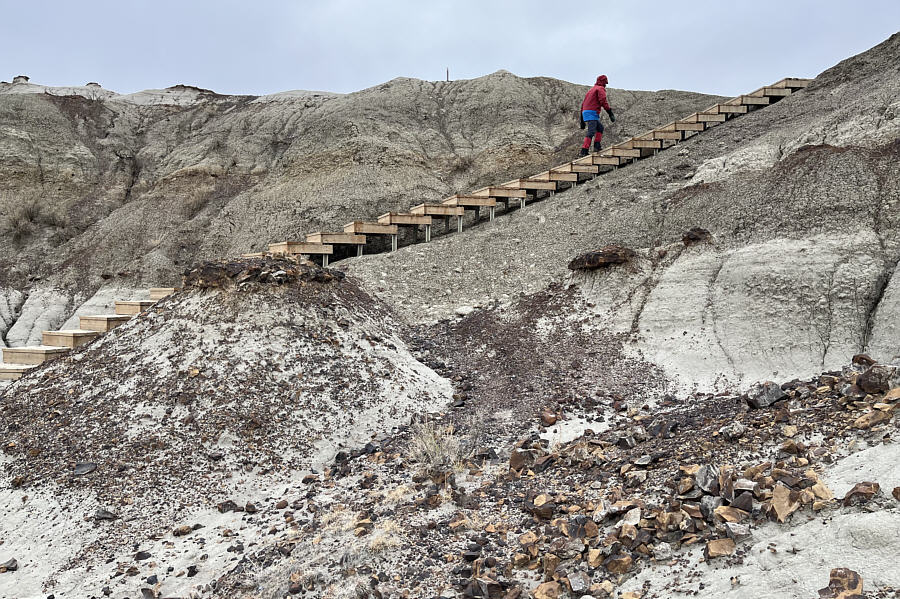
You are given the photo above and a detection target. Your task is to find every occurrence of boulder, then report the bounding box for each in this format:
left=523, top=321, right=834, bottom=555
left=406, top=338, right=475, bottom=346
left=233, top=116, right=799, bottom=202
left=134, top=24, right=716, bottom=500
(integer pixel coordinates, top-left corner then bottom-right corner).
left=857, top=364, right=898, bottom=393
left=745, top=381, right=787, bottom=409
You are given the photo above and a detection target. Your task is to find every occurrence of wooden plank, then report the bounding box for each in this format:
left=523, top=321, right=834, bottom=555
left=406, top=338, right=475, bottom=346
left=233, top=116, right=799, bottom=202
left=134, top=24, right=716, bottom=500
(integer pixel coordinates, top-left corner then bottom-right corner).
left=149, top=287, right=177, bottom=300
left=763, top=87, right=791, bottom=97
left=715, top=104, right=748, bottom=114
left=305, top=232, right=366, bottom=244
left=410, top=203, right=465, bottom=217
left=377, top=213, right=432, bottom=226
left=79, top=314, right=132, bottom=333
left=675, top=122, right=705, bottom=131
left=2, top=346, right=69, bottom=365
left=344, top=221, right=398, bottom=235
left=534, top=171, right=578, bottom=182
left=115, top=300, right=156, bottom=316
left=780, top=77, right=811, bottom=89
left=442, top=195, right=497, bottom=207
left=471, top=187, right=528, bottom=198
left=241, top=252, right=266, bottom=258
left=0, top=364, right=32, bottom=380
left=631, top=139, right=662, bottom=149
left=697, top=113, right=726, bottom=123
left=610, top=148, right=641, bottom=158
left=563, top=163, right=600, bottom=173
left=42, top=330, right=99, bottom=349
left=592, top=156, right=622, bottom=166
left=501, top=179, right=558, bottom=191
left=740, top=95, right=770, bottom=105
left=268, top=241, right=334, bottom=255
left=653, top=131, right=683, bottom=140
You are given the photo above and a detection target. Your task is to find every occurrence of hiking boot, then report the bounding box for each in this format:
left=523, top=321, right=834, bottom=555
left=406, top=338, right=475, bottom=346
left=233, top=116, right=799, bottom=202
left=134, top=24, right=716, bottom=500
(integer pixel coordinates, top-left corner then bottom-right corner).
left=593, top=141, right=602, bottom=152
left=579, top=147, right=589, bottom=157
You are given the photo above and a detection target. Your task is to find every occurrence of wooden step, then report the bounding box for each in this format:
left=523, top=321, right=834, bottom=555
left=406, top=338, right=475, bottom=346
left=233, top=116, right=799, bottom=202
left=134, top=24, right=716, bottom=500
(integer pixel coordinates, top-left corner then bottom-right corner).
left=530, top=171, right=578, bottom=182
left=2, top=345, right=69, bottom=366
left=377, top=213, right=432, bottom=226
left=269, top=241, right=333, bottom=256
left=501, top=179, right=558, bottom=191
left=344, top=221, right=398, bottom=235
left=149, top=288, right=178, bottom=300
left=763, top=87, right=791, bottom=97
left=0, top=364, right=34, bottom=381
left=631, top=139, right=663, bottom=149
left=115, top=300, right=156, bottom=316
left=42, top=329, right=99, bottom=349
left=714, top=104, right=748, bottom=114
left=409, top=204, right=465, bottom=217
left=675, top=122, right=705, bottom=131
left=564, top=160, right=601, bottom=173
left=305, top=232, right=366, bottom=245
left=592, top=155, right=623, bottom=166
left=697, top=112, right=726, bottom=123
left=79, top=314, right=132, bottom=333
left=441, top=195, right=497, bottom=207
left=609, top=148, right=641, bottom=158
left=740, top=95, right=770, bottom=105
left=775, top=77, right=811, bottom=89
left=471, top=186, right=528, bottom=199
left=653, top=130, right=683, bottom=140
left=241, top=252, right=266, bottom=258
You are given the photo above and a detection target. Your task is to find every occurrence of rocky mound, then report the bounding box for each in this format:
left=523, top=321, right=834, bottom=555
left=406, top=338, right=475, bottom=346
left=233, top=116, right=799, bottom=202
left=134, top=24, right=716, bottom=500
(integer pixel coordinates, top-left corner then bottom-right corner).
left=202, top=357, right=898, bottom=599
left=0, top=258, right=451, bottom=598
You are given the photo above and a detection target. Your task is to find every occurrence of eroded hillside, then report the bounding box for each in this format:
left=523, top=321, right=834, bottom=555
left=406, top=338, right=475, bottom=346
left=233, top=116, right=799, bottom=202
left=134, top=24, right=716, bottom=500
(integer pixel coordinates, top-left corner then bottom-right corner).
left=0, top=72, right=722, bottom=348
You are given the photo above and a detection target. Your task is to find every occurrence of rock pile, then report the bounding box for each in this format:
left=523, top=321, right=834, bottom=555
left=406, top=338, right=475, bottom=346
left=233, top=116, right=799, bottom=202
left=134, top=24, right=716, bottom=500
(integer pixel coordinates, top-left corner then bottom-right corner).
left=206, top=357, right=898, bottom=599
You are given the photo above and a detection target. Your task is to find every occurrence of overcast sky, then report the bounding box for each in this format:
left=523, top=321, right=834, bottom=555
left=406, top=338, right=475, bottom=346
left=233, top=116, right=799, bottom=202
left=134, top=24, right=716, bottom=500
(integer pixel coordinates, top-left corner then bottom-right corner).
left=1, top=1, right=897, bottom=96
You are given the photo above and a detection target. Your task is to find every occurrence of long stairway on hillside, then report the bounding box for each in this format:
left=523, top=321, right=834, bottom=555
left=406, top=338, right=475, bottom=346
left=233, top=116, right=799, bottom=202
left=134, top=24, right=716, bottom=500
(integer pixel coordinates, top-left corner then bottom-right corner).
left=0, top=287, right=178, bottom=381
left=1, top=77, right=812, bottom=385
left=251, top=77, right=811, bottom=265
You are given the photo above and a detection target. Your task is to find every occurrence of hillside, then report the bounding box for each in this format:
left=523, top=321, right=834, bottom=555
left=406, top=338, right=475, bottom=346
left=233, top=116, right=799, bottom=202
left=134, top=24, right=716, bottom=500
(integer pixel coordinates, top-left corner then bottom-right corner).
left=0, top=31, right=899, bottom=599
left=0, top=72, right=721, bottom=347
left=346, top=32, right=900, bottom=392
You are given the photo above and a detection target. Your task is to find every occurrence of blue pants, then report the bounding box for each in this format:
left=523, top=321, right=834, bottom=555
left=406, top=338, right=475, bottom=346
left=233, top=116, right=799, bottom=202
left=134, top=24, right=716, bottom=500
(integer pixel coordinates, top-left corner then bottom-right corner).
left=585, top=119, right=604, bottom=139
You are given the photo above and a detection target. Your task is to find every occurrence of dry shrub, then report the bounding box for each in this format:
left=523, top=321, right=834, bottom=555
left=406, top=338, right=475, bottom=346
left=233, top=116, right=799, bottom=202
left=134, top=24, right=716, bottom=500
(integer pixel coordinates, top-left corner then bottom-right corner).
left=408, top=419, right=463, bottom=473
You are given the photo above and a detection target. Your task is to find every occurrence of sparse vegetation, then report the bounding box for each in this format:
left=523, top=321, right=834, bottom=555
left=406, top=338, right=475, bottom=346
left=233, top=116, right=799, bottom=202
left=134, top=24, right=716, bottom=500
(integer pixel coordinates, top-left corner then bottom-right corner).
left=407, top=418, right=464, bottom=473
left=0, top=192, right=68, bottom=243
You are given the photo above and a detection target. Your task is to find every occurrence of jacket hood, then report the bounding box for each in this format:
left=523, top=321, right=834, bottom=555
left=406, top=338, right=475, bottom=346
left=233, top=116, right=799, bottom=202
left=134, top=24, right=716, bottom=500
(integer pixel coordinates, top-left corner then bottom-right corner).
left=596, top=75, right=608, bottom=86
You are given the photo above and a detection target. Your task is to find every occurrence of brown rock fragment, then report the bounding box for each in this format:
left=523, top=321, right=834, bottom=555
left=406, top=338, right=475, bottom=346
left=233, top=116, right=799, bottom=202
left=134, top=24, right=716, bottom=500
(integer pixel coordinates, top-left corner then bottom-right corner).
left=817, top=567, right=864, bottom=598
left=533, top=581, right=561, bottom=599
left=603, top=553, right=633, bottom=574
left=540, top=409, right=558, bottom=426
left=857, top=364, right=896, bottom=394
left=772, top=484, right=800, bottom=523
left=842, top=482, right=880, bottom=506
left=568, top=245, right=637, bottom=271
left=893, top=487, right=900, bottom=501
left=704, top=538, right=736, bottom=559
left=853, top=410, right=892, bottom=430
left=173, top=525, right=192, bottom=537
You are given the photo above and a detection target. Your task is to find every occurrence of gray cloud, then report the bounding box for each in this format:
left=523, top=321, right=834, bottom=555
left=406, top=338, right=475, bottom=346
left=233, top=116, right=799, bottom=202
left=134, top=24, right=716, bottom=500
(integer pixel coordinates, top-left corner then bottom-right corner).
left=0, top=0, right=897, bottom=96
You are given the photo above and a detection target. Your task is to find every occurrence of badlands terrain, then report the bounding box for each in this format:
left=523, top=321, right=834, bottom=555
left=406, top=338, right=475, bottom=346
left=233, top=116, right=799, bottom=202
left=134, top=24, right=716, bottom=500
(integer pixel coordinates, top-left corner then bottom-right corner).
left=0, top=30, right=899, bottom=599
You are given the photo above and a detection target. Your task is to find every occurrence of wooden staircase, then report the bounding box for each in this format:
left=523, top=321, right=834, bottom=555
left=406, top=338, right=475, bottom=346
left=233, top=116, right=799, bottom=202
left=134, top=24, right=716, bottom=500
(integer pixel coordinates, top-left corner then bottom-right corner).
left=257, top=77, right=810, bottom=262
left=0, top=288, right=178, bottom=381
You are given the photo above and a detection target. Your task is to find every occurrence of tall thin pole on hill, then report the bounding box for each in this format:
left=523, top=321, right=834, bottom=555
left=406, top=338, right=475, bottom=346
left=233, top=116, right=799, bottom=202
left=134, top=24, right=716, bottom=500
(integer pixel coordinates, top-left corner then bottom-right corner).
left=446, top=67, right=449, bottom=82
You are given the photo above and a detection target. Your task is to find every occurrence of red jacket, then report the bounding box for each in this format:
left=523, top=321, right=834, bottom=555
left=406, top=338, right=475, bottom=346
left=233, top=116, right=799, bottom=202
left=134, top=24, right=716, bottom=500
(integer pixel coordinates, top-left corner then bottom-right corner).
left=581, top=75, right=611, bottom=112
